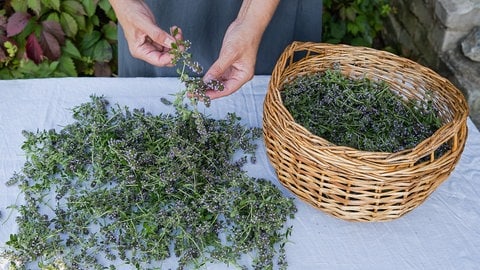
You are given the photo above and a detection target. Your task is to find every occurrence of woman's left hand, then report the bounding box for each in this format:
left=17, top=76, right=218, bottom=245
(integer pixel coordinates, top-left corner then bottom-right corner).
left=203, top=21, right=257, bottom=99
left=203, top=0, right=280, bottom=99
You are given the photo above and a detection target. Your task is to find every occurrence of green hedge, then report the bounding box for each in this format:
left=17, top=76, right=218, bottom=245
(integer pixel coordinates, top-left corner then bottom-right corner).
left=322, top=0, right=391, bottom=47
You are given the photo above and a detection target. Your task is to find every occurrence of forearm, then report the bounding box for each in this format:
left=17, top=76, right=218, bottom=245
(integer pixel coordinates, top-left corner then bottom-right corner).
left=235, top=0, right=280, bottom=46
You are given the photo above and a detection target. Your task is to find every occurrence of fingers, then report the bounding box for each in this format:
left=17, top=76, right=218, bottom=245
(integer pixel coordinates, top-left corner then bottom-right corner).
left=132, top=26, right=185, bottom=67
left=204, top=67, right=253, bottom=100
left=206, top=78, right=245, bottom=99
left=141, top=48, right=175, bottom=67
left=204, top=55, right=230, bottom=84
left=141, top=23, right=177, bottom=49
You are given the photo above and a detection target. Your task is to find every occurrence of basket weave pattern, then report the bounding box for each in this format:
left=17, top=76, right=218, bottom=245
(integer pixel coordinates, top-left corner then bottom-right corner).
left=263, top=42, right=469, bottom=222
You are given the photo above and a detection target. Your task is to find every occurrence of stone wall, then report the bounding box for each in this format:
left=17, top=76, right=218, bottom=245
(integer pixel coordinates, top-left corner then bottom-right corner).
left=384, top=0, right=480, bottom=129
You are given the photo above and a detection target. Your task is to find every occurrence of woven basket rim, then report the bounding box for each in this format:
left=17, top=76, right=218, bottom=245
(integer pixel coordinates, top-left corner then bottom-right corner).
left=268, top=42, right=469, bottom=163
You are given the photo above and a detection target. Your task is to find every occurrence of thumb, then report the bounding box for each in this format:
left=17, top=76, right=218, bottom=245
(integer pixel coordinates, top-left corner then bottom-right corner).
left=204, top=58, right=230, bottom=83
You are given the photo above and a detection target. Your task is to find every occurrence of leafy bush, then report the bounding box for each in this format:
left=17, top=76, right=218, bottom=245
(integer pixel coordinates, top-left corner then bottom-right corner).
left=0, top=0, right=117, bottom=79
left=322, top=0, right=391, bottom=47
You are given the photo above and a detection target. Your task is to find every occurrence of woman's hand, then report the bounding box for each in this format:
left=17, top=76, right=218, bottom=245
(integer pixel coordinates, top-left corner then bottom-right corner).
left=109, top=0, right=181, bottom=67
left=202, top=21, right=257, bottom=99
left=204, top=0, right=280, bottom=99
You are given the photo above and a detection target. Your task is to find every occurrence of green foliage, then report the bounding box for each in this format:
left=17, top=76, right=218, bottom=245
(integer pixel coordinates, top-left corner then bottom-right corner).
left=323, top=0, right=391, bottom=47
left=0, top=0, right=117, bottom=79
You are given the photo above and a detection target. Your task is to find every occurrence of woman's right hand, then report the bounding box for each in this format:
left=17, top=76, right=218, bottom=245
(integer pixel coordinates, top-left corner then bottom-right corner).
left=109, top=0, right=181, bottom=67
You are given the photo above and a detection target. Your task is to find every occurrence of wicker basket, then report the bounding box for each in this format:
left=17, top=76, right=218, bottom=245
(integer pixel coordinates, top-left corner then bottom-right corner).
left=263, top=42, right=469, bottom=222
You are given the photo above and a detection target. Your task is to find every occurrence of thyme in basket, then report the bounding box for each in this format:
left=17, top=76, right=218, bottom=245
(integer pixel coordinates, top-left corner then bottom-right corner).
left=281, top=69, right=448, bottom=156
left=1, top=40, right=296, bottom=270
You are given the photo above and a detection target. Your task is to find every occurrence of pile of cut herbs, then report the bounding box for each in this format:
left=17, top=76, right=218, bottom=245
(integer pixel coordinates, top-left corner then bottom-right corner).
left=281, top=68, right=448, bottom=155
left=0, top=37, right=296, bottom=270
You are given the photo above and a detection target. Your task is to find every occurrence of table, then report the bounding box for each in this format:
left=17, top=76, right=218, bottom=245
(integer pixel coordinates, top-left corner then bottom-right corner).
left=1, top=77, right=479, bottom=270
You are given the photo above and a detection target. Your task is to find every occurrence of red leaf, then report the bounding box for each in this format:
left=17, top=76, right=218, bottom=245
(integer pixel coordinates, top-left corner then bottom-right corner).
left=6, top=12, right=31, bottom=37
left=39, top=30, right=61, bottom=60
left=26, top=33, right=43, bottom=64
left=41, top=20, right=65, bottom=45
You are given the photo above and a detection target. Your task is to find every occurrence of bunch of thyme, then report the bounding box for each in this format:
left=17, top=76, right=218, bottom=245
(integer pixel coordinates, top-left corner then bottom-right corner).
left=169, top=28, right=224, bottom=112
left=1, top=96, right=296, bottom=270
left=168, top=29, right=224, bottom=140
left=1, top=37, right=296, bottom=270
left=281, top=69, right=448, bottom=156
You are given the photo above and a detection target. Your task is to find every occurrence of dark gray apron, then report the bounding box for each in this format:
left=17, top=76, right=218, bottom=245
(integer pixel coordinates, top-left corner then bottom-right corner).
left=117, top=0, right=323, bottom=77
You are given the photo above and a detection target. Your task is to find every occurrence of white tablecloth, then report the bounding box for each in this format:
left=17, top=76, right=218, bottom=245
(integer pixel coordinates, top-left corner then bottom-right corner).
left=1, top=77, right=479, bottom=270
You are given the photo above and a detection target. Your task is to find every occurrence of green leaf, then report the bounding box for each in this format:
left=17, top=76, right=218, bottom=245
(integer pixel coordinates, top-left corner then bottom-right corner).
left=17, top=59, right=50, bottom=78
left=90, top=14, right=100, bottom=26
left=44, top=0, right=61, bottom=11
left=60, top=12, right=78, bottom=37
left=101, top=22, right=117, bottom=41
left=93, top=39, right=112, bottom=62
left=62, top=39, right=82, bottom=59
left=76, top=15, right=87, bottom=31
left=330, top=21, right=346, bottom=40
left=98, top=0, right=112, bottom=14
left=82, top=0, right=98, bottom=17
left=4, top=41, right=18, bottom=58
left=355, top=14, right=368, bottom=32
left=58, top=55, right=78, bottom=76
left=27, top=0, right=42, bottom=16
left=10, top=0, right=28, bottom=12
left=79, top=30, right=101, bottom=53
left=49, top=60, right=60, bottom=71
left=351, top=37, right=370, bottom=47
left=347, top=22, right=359, bottom=35
left=98, top=0, right=116, bottom=21
left=46, top=13, right=60, bottom=23
left=62, top=1, right=87, bottom=30
left=62, top=1, right=87, bottom=17
left=345, top=6, right=357, bottom=21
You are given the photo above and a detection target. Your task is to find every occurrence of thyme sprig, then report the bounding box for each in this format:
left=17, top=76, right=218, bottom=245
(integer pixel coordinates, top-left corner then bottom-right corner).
left=169, top=29, right=224, bottom=113
left=168, top=29, right=225, bottom=141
